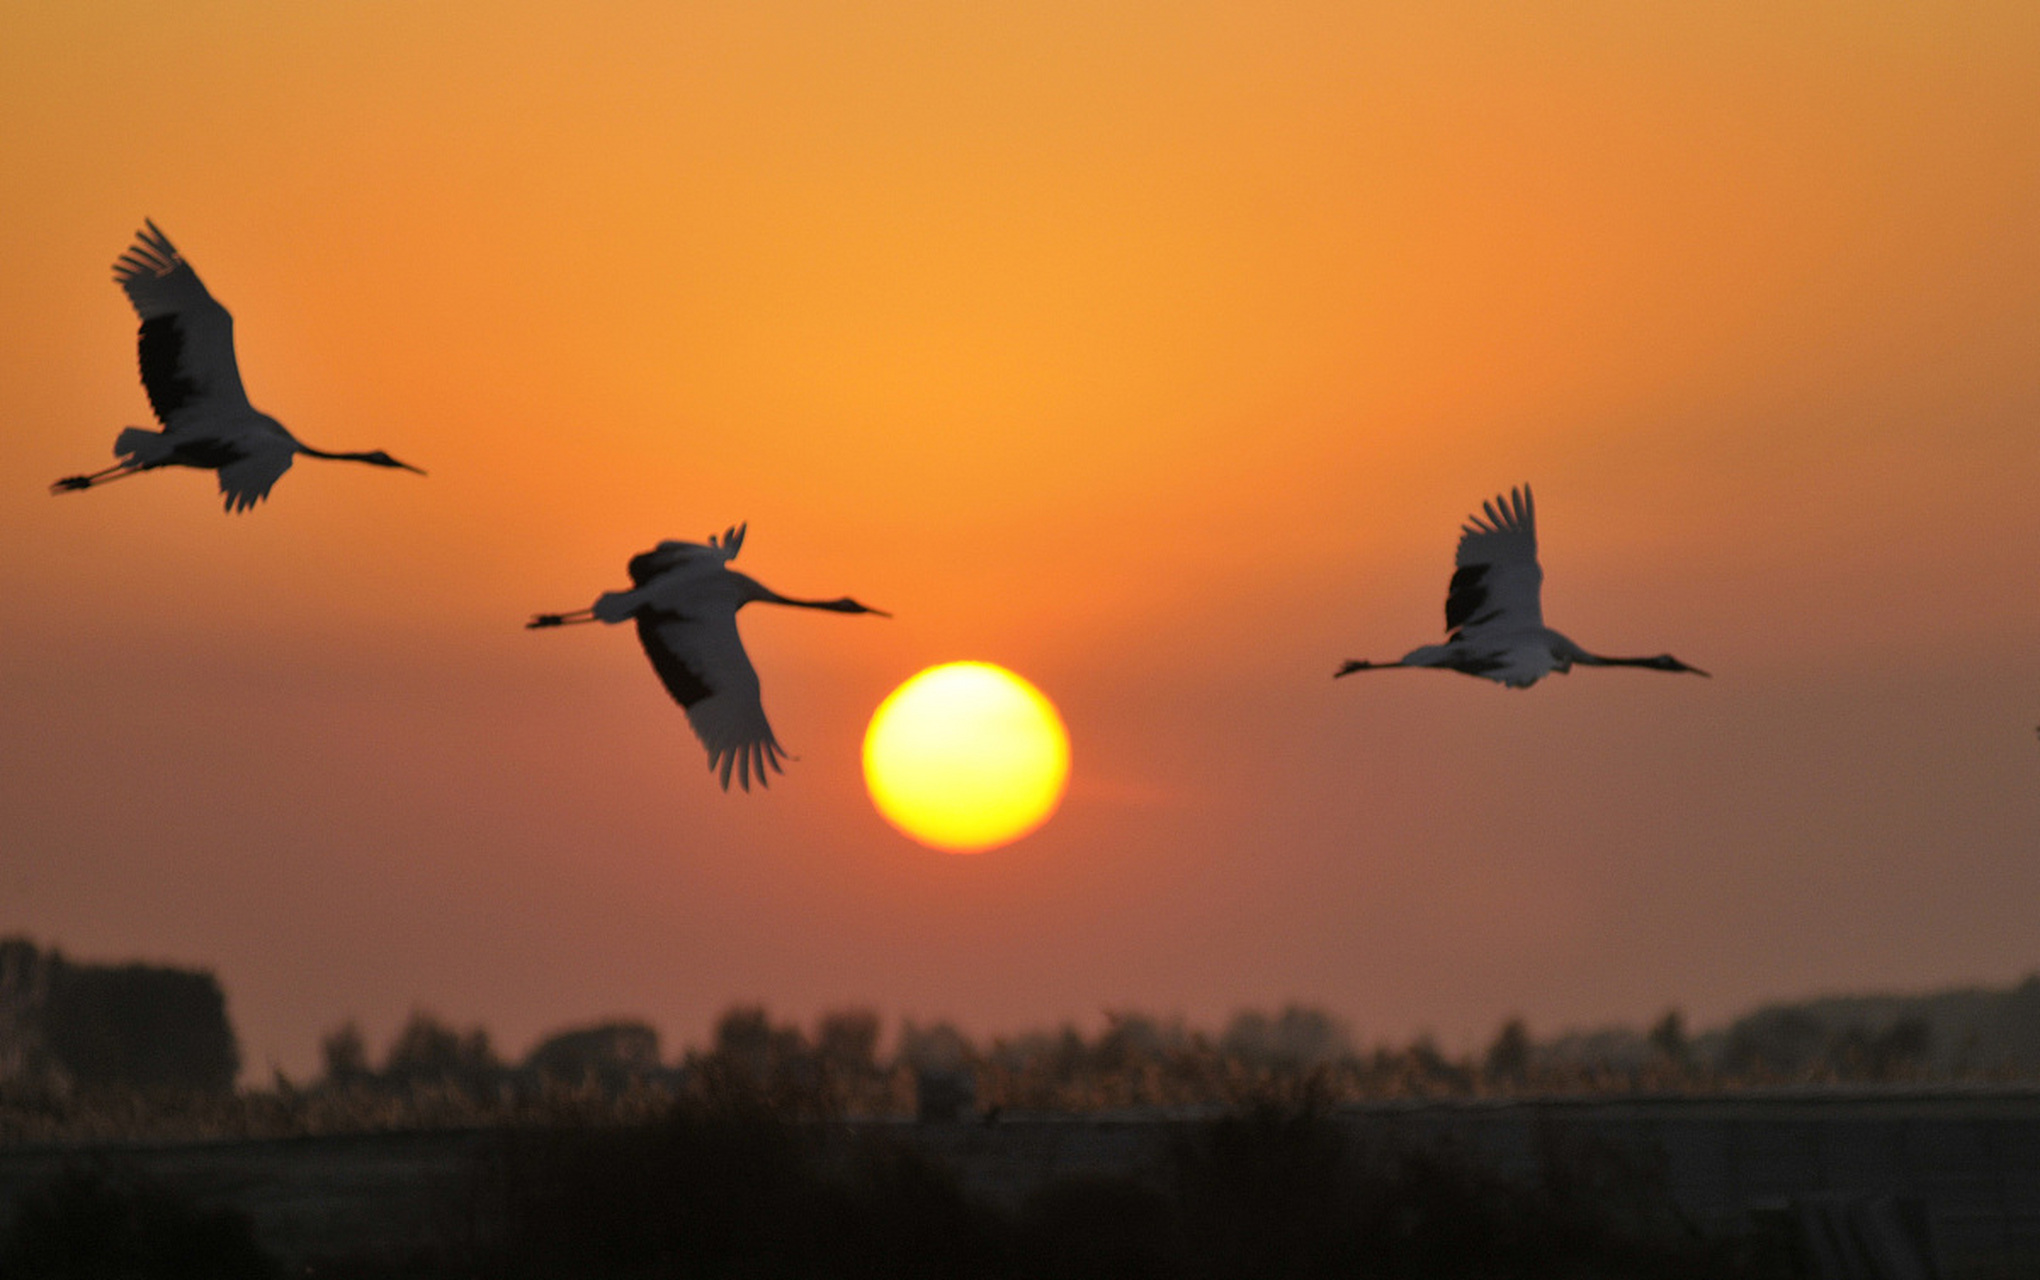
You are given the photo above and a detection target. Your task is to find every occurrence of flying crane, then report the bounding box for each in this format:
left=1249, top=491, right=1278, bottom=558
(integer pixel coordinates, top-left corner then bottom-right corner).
left=1336, top=486, right=1707, bottom=688
left=528, top=525, right=889, bottom=791
left=52, top=221, right=423, bottom=512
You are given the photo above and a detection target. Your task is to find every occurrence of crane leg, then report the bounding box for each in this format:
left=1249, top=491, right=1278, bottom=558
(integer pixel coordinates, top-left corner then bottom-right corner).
left=526, top=609, right=599, bottom=629
left=50, top=463, right=140, bottom=493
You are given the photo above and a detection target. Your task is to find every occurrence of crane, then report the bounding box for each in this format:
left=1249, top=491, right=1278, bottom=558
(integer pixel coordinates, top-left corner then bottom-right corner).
left=1336, top=485, right=1707, bottom=688
left=528, top=525, right=889, bottom=791
left=52, top=221, right=423, bottom=512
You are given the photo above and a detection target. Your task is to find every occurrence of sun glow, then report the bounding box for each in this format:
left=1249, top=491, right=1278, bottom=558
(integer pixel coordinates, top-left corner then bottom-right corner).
left=862, top=662, right=1071, bottom=854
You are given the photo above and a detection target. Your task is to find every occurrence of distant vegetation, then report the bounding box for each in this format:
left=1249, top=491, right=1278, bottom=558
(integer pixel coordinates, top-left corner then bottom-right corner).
left=1, top=942, right=2021, bottom=1275
left=0, top=937, right=237, bottom=1099
left=3, top=932, right=2037, bottom=1143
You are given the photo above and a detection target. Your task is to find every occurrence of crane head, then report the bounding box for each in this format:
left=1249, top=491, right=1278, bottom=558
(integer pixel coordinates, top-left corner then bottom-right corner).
left=1642, top=654, right=1709, bottom=677
left=359, top=451, right=426, bottom=474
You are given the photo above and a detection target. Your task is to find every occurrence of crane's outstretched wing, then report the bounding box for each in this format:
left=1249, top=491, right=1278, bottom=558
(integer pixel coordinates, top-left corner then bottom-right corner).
left=112, top=221, right=252, bottom=430
left=215, top=436, right=297, bottom=513
left=626, top=525, right=746, bottom=587
left=633, top=607, right=786, bottom=792
left=1444, top=485, right=1543, bottom=638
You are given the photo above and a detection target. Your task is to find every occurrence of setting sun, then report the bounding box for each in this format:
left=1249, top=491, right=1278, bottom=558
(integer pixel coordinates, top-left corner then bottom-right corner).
left=863, top=662, right=1071, bottom=854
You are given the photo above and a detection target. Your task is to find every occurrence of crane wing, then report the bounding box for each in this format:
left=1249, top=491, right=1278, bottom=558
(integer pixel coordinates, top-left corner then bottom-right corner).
left=1444, top=486, right=1543, bottom=637
left=633, top=607, right=787, bottom=792
left=214, top=436, right=297, bottom=513
left=626, top=526, right=746, bottom=587
left=112, top=221, right=252, bottom=430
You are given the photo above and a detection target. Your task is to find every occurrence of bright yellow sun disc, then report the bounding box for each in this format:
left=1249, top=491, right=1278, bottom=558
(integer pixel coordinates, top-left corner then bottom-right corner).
left=863, top=662, right=1070, bottom=853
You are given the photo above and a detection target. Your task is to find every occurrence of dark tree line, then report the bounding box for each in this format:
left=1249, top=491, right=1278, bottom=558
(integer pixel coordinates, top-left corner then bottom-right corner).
left=319, top=1011, right=667, bottom=1098
left=1, top=922, right=2025, bottom=1126
left=0, top=938, right=237, bottom=1096
left=301, top=995, right=1955, bottom=1123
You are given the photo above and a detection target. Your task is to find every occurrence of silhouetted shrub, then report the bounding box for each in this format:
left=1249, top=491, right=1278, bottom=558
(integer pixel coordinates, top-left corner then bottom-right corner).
left=2, top=939, right=240, bottom=1094
left=815, top=1009, right=881, bottom=1073
left=1220, top=1006, right=1352, bottom=1072
left=684, top=1005, right=835, bottom=1117
left=321, top=1020, right=372, bottom=1085
left=897, top=1018, right=975, bottom=1073
left=522, top=1020, right=660, bottom=1090
left=0, top=1167, right=280, bottom=1279
left=1719, top=1006, right=1936, bottom=1083
left=1648, top=1008, right=1690, bottom=1063
left=1397, top=1035, right=1474, bottom=1093
left=1721, top=1007, right=1830, bottom=1076
left=1484, top=1017, right=1532, bottom=1086
left=383, top=1011, right=501, bottom=1095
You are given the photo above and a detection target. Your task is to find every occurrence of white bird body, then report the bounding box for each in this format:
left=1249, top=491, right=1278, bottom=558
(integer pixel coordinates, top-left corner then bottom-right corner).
left=1391, top=635, right=1563, bottom=688
left=53, top=221, right=422, bottom=511
left=529, top=525, right=888, bottom=791
left=1337, top=486, right=1706, bottom=688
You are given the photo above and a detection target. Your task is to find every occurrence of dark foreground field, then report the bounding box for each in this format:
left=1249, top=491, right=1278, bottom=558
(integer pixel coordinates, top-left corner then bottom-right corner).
left=0, top=1091, right=2035, bottom=1278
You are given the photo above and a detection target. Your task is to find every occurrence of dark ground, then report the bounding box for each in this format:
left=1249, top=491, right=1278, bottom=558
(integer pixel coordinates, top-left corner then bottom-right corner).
left=1, top=1091, right=2035, bottom=1278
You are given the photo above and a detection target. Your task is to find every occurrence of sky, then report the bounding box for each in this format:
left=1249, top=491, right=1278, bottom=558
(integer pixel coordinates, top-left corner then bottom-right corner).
left=2, top=2, right=2037, bottom=1081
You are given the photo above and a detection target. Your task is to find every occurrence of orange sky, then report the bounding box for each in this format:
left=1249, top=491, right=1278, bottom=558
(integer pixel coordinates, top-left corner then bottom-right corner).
left=3, top=1, right=2037, bottom=1078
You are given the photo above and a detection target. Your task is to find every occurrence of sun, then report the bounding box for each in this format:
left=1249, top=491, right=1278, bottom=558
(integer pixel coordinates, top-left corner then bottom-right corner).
left=863, top=662, right=1071, bottom=854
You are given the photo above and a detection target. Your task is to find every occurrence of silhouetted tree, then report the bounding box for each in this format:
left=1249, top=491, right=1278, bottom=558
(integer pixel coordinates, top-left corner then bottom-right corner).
left=813, top=1008, right=886, bottom=1111
left=1721, top=1007, right=1827, bottom=1077
left=525, top=1020, right=661, bottom=1090
left=1483, top=1018, right=1531, bottom=1086
left=318, top=1020, right=370, bottom=1085
left=1094, top=1012, right=1194, bottom=1073
left=690, top=1006, right=830, bottom=1115
left=1876, top=1016, right=1933, bottom=1076
left=713, top=1006, right=808, bottom=1072
left=815, top=1009, right=880, bottom=1075
left=1220, top=1006, right=1351, bottom=1071
left=1720, top=1004, right=1939, bottom=1083
left=0, top=938, right=57, bottom=1090
left=897, top=1019, right=975, bottom=1073
left=383, top=1010, right=500, bottom=1093
left=1646, top=1009, right=1689, bottom=1064
left=40, top=957, right=238, bottom=1093
left=1402, top=1036, right=1474, bottom=1093
left=1826, top=1017, right=1933, bottom=1081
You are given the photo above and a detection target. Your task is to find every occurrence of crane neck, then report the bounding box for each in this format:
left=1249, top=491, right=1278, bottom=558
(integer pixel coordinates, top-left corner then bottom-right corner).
left=744, top=583, right=887, bottom=616
left=296, top=444, right=425, bottom=473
